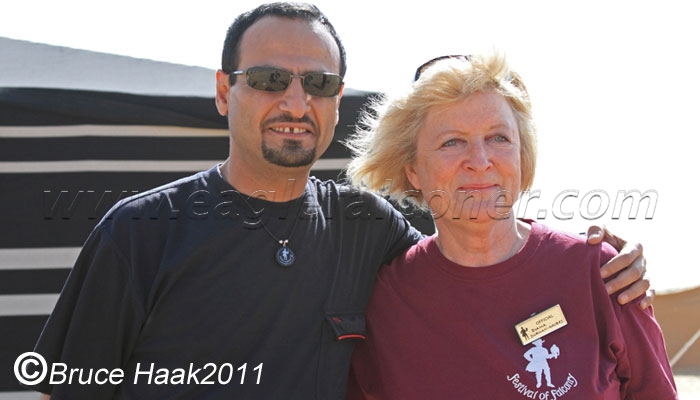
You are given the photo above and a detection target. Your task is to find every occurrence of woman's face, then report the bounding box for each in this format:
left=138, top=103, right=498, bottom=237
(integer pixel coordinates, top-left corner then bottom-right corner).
left=405, top=90, right=522, bottom=224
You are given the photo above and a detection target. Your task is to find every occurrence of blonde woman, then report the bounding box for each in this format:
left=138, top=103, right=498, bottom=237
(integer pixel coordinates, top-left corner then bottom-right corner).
left=346, top=53, right=676, bottom=399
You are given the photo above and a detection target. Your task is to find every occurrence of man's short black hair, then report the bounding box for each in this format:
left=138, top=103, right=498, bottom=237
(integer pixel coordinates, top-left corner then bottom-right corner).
left=222, top=2, right=347, bottom=79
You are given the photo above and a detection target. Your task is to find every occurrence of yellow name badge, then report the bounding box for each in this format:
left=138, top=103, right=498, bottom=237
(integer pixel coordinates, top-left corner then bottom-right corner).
left=515, top=304, right=568, bottom=346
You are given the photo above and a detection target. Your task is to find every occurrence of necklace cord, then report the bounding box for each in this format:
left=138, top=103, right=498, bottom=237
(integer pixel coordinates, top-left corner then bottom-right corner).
left=238, top=192, right=302, bottom=246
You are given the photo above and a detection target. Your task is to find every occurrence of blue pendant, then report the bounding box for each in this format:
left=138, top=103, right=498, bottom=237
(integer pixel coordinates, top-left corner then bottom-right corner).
left=276, top=246, right=295, bottom=267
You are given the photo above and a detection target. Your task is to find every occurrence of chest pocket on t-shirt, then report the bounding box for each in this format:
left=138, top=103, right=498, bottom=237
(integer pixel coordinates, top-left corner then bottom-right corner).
left=316, top=311, right=366, bottom=399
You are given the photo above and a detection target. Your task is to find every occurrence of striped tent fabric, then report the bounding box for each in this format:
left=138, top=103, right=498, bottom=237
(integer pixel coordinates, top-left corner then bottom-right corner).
left=0, top=37, right=434, bottom=397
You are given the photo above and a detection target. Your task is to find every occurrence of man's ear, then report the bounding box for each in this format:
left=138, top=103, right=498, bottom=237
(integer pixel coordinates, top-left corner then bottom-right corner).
left=334, top=83, right=345, bottom=125
left=215, top=70, right=230, bottom=116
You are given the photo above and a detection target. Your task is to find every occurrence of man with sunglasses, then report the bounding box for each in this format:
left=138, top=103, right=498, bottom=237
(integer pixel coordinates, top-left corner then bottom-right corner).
left=31, top=3, right=650, bottom=400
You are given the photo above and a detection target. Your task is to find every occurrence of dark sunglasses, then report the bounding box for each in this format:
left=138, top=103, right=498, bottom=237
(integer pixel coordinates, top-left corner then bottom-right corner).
left=414, top=55, right=472, bottom=81
left=230, top=66, right=343, bottom=97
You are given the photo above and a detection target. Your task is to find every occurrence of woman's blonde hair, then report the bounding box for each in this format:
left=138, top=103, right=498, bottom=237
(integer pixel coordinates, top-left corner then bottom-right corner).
left=345, top=52, right=537, bottom=209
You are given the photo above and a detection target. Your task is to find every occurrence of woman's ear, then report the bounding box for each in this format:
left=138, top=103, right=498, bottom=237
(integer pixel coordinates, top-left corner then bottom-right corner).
left=405, top=163, right=421, bottom=191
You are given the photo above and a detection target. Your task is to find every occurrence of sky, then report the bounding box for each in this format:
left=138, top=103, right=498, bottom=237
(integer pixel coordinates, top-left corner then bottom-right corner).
left=2, top=0, right=699, bottom=292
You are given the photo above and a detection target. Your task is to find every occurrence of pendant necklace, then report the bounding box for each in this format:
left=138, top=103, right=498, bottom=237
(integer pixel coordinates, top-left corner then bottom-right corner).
left=239, top=191, right=302, bottom=268
left=217, top=164, right=303, bottom=268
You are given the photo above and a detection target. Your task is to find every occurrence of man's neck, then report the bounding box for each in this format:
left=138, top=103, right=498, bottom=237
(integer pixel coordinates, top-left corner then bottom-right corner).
left=219, top=159, right=311, bottom=202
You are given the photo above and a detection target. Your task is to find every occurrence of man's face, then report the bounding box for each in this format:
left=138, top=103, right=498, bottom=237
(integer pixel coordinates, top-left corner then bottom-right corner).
left=216, top=16, right=343, bottom=171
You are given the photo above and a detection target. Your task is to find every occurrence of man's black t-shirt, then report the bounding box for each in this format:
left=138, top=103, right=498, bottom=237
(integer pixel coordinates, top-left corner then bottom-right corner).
left=33, top=165, right=422, bottom=399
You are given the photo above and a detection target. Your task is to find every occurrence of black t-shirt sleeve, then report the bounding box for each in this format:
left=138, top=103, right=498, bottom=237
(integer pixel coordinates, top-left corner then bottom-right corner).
left=31, top=226, right=146, bottom=398
left=374, top=196, right=424, bottom=265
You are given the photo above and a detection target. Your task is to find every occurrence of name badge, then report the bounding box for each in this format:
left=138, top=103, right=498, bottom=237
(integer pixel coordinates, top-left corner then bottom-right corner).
left=515, top=304, right=568, bottom=346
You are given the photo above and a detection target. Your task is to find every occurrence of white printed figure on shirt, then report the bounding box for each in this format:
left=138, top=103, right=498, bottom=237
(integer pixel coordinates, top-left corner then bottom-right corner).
left=523, top=338, right=560, bottom=388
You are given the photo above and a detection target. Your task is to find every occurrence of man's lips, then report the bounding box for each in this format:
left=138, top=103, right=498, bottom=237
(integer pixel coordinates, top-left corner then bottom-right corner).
left=269, top=126, right=311, bottom=134
left=263, top=115, right=318, bottom=136
left=265, top=126, right=315, bottom=139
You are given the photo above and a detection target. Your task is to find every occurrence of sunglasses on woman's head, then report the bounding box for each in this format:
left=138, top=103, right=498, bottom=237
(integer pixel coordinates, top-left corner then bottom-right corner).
left=414, top=55, right=471, bottom=81
left=230, top=66, right=343, bottom=97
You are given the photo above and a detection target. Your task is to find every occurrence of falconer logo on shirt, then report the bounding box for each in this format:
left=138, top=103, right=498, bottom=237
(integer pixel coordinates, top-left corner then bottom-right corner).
left=505, top=338, right=580, bottom=398
left=506, top=305, right=579, bottom=398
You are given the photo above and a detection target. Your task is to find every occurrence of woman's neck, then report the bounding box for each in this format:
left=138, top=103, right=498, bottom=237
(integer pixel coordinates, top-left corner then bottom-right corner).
left=434, top=218, right=531, bottom=267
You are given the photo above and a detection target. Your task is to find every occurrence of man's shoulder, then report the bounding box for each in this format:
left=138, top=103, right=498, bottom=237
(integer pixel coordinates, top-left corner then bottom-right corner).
left=101, top=167, right=218, bottom=224
left=308, top=176, right=389, bottom=206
